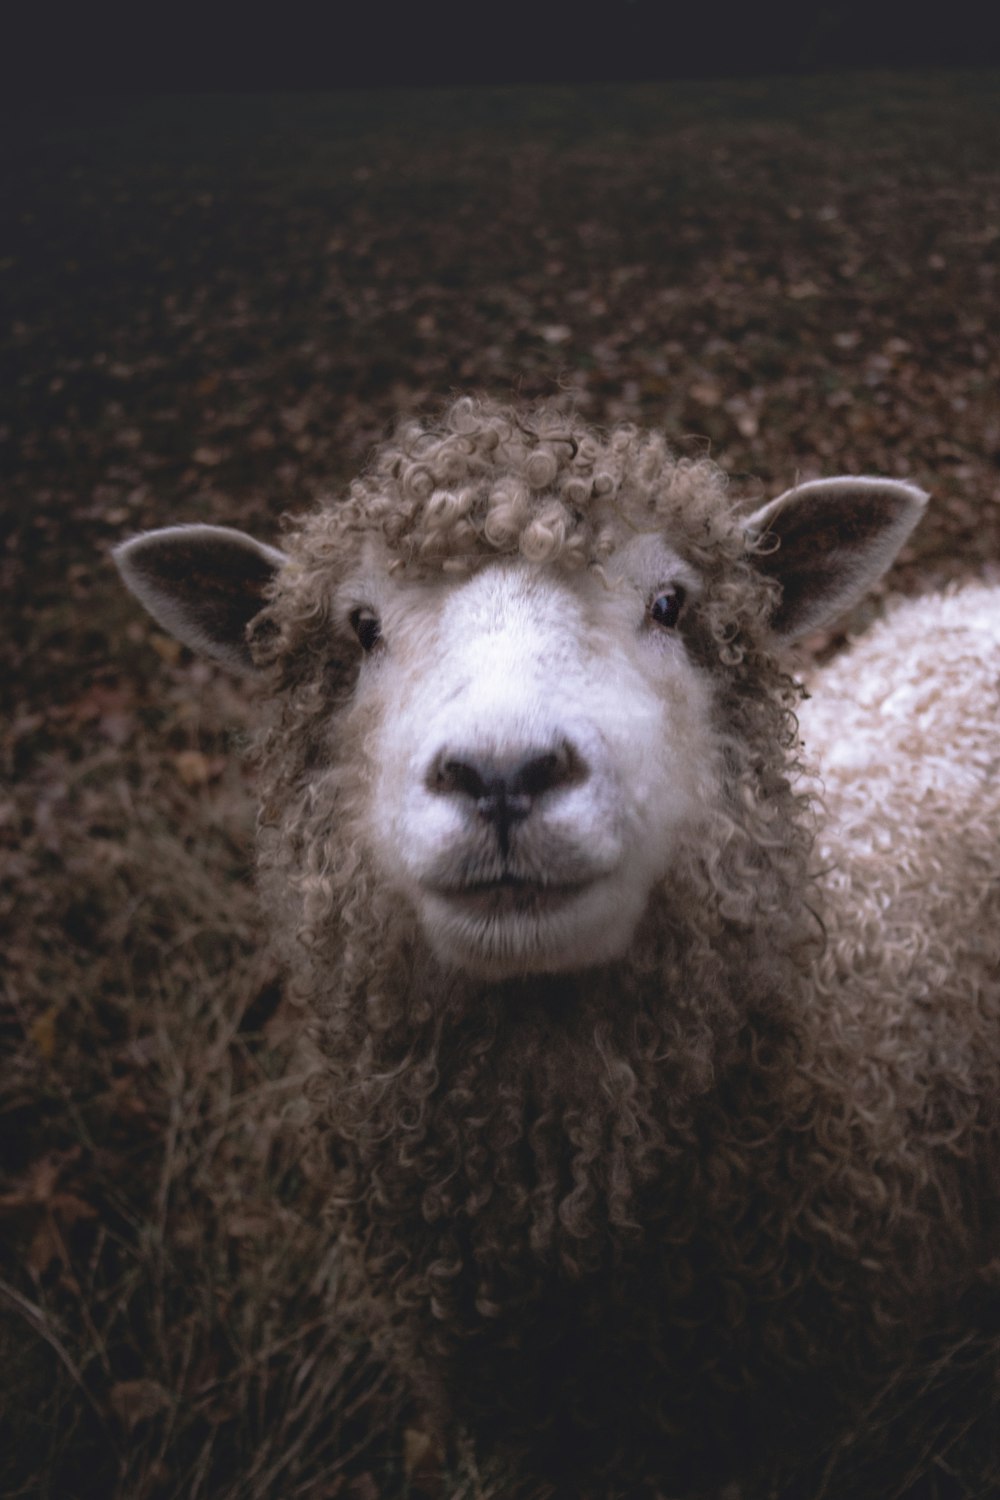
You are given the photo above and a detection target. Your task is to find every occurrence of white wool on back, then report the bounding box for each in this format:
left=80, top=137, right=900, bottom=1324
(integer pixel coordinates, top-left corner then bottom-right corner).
left=804, top=584, right=1000, bottom=1088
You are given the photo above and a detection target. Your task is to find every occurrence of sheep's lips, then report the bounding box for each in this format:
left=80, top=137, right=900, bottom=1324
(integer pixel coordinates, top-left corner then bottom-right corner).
left=414, top=867, right=648, bottom=977
left=431, top=875, right=592, bottom=917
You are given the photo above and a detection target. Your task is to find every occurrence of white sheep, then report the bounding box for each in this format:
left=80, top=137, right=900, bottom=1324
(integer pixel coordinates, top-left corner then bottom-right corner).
left=115, top=398, right=1000, bottom=1499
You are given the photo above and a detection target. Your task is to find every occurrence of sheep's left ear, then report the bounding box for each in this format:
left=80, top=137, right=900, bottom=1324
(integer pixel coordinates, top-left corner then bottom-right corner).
left=113, top=524, right=288, bottom=673
left=745, top=477, right=928, bottom=643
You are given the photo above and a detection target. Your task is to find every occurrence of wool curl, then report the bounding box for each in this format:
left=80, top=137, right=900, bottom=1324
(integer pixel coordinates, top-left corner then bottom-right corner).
left=247, top=399, right=1000, bottom=1499
left=313, top=394, right=744, bottom=577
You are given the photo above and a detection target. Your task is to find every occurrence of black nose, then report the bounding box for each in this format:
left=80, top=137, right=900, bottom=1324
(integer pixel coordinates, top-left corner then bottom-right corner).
left=429, top=743, right=584, bottom=855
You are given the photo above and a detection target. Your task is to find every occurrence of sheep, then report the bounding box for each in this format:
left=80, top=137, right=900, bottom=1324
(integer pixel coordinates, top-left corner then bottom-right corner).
left=114, top=397, right=1000, bottom=1499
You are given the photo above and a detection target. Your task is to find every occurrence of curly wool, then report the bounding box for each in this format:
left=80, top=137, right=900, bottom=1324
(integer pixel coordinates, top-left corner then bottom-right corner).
left=248, top=400, right=1000, bottom=1498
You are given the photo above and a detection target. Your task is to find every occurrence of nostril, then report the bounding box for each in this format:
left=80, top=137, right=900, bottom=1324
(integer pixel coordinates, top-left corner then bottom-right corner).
left=513, top=751, right=561, bottom=799
left=512, top=741, right=586, bottom=799
left=428, top=741, right=587, bottom=805
left=432, top=757, right=489, bottom=800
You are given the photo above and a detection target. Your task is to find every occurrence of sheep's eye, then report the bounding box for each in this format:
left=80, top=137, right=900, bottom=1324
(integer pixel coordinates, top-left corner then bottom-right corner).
left=648, top=586, right=686, bottom=630
left=350, top=608, right=382, bottom=653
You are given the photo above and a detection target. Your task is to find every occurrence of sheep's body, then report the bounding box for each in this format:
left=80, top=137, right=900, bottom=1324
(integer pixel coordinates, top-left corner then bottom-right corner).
left=114, top=401, right=1000, bottom=1499
left=807, top=587, right=1000, bottom=1090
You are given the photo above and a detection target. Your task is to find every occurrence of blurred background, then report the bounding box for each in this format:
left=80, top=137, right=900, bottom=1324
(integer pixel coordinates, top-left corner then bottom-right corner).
left=10, top=0, right=1000, bottom=89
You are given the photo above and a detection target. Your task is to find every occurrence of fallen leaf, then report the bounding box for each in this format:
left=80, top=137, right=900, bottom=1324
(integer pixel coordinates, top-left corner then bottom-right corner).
left=173, top=750, right=224, bottom=787
left=110, top=1379, right=172, bottom=1433
left=151, top=633, right=183, bottom=665
left=226, top=1211, right=275, bottom=1239
left=27, top=1216, right=67, bottom=1281
left=30, top=1005, right=58, bottom=1060
left=404, top=1426, right=443, bottom=1493
left=51, top=1192, right=98, bottom=1231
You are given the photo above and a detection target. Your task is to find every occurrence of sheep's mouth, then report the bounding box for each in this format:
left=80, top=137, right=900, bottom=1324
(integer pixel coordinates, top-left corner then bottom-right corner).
left=418, top=867, right=644, bottom=976
left=433, top=876, right=591, bottom=916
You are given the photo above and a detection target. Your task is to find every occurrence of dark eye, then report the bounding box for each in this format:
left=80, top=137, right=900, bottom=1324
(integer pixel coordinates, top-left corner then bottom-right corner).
left=648, top=586, right=686, bottom=630
left=349, top=607, right=382, bottom=653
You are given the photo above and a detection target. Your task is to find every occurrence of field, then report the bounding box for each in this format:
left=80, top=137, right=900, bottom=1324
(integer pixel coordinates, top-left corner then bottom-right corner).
left=2, top=75, right=999, bottom=1498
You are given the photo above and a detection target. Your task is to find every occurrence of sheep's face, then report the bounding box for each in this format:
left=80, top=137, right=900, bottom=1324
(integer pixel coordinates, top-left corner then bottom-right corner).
left=113, top=399, right=928, bottom=989
left=342, top=536, right=714, bottom=978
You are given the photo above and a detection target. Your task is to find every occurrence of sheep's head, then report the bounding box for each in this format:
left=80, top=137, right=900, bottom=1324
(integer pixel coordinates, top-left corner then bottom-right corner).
left=311, top=530, right=717, bottom=979
left=115, top=400, right=926, bottom=988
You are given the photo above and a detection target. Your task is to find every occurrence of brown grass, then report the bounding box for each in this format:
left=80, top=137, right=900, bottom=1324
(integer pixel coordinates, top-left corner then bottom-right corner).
left=1, top=698, right=406, bottom=1497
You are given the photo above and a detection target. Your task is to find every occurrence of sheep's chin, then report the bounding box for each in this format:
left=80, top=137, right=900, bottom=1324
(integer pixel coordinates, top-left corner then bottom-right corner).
left=416, top=876, right=645, bottom=979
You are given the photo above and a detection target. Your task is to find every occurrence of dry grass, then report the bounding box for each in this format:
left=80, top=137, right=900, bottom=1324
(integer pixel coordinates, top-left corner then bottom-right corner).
left=1, top=692, right=412, bottom=1498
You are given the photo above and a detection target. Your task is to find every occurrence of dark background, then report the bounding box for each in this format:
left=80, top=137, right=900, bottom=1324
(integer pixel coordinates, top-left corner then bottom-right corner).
left=9, top=0, right=1000, bottom=96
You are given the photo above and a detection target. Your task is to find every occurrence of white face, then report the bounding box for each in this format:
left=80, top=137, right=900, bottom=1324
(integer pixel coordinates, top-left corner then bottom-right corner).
left=342, top=536, right=719, bottom=979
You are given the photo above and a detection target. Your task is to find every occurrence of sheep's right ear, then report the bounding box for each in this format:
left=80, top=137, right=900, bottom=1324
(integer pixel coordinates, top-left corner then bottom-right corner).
left=745, top=477, right=928, bottom=643
left=113, top=524, right=288, bottom=673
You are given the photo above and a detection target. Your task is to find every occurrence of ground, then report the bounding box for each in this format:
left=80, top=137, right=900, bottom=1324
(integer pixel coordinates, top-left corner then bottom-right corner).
left=2, top=74, right=999, bottom=1500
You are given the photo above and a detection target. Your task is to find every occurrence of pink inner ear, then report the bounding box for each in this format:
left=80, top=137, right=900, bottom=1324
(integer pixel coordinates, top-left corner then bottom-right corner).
left=747, top=478, right=928, bottom=642
left=115, top=525, right=286, bottom=672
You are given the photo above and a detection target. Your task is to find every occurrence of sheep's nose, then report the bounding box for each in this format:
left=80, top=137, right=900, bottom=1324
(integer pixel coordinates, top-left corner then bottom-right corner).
left=428, top=742, right=585, bottom=854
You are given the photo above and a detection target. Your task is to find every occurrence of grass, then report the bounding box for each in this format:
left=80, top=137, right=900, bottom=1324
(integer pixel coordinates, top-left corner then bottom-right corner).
left=2, top=736, right=405, bottom=1497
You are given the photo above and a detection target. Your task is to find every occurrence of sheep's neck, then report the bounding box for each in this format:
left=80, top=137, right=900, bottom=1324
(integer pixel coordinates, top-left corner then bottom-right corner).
left=335, top=923, right=813, bottom=1258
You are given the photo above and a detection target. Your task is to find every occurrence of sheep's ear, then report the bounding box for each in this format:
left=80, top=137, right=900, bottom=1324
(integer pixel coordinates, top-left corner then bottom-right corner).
left=113, top=524, right=287, bottom=673
left=745, top=476, right=928, bottom=642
